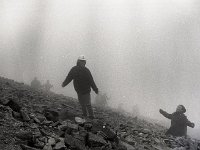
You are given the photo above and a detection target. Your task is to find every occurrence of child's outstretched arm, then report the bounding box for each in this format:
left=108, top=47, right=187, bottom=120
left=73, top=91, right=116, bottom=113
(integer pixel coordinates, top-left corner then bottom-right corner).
left=159, top=109, right=172, bottom=119
left=186, top=119, right=195, bottom=128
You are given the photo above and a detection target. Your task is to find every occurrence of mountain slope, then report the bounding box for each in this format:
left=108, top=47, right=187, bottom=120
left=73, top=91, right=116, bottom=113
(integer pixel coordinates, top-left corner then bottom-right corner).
left=0, top=76, right=199, bottom=150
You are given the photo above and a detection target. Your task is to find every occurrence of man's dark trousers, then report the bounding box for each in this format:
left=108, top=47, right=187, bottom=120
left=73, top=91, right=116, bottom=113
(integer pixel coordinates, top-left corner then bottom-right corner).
left=78, top=93, right=94, bottom=118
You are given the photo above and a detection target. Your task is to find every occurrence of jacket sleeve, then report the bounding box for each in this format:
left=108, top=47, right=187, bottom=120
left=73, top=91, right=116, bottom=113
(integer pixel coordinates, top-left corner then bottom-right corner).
left=159, top=109, right=172, bottom=119
left=88, top=69, right=98, bottom=94
left=62, top=68, right=74, bottom=87
left=186, top=119, right=195, bottom=128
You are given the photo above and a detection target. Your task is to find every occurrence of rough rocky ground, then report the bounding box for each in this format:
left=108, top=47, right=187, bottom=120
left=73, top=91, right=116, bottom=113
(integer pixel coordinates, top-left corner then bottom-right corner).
left=0, top=76, right=200, bottom=150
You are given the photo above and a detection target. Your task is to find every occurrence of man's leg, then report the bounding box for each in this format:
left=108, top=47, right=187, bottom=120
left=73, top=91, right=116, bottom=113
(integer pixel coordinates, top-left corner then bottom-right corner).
left=84, top=93, right=94, bottom=119
left=78, top=93, right=94, bottom=118
left=78, top=94, right=87, bottom=117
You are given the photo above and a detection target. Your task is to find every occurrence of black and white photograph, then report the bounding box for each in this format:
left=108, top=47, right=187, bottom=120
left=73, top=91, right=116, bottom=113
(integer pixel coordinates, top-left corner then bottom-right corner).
left=0, top=0, right=200, bottom=149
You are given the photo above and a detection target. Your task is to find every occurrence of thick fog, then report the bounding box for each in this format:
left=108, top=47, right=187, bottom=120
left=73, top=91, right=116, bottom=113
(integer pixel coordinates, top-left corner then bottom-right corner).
left=0, top=0, right=200, bottom=138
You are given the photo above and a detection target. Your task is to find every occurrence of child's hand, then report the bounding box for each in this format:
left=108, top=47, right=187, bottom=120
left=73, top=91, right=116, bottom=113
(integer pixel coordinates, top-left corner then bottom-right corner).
left=159, top=109, right=164, bottom=114
left=191, top=123, right=195, bottom=128
left=61, top=82, right=65, bottom=87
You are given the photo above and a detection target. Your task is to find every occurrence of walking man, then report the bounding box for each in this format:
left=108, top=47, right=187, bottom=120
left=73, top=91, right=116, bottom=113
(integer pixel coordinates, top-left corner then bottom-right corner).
left=62, top=55, right=98, bottom=119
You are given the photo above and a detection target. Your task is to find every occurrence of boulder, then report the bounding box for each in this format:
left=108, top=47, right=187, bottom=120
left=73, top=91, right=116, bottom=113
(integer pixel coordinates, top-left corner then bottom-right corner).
left=102, top=125, right=117, bottom=142
left=0, top=97, right=10, bottom=105
left=118, top=141, right=133, bottom=150
left=16, top=131, right=33, bottom=141
left=75, top=117, right=86, bottom=125
left=5, top=98, right=21, bottom=112
left=123, top=135, right=136, bottom=146
left=12, top=111, right=21, bottom=118
left=34, top=138, right=45, bottom=149
left=88, top=132, right=107, bottom=147
left=91, top=119, right=104, bottom=132
left=43, top=109, right=59, bottom=122
left=20, top=144, right=40, bottom=150
left=59, top=108, right=76, bottom=121
left=43, top=143, right=53, bottom=150
left=65, top=133, right=87, bottom=150
left=48, top=137, right=56, bottom=146
left=20, top=110, right=31, bottom=122
left=53, top=138, right=66, bottom=150
left=39, top=137, right=48, bottom=143
left=29, top=114, right=41, bottom=124
left=84, top=122, right=93, bottom=131
left=58, top=120, right=78, bottom=131
left=74, top=130, right=88, bottom=143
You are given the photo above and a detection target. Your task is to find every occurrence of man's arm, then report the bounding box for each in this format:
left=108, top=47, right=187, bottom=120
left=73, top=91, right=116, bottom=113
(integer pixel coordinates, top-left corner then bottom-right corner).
left=62, top=68, right=74, bottom=87
left=159, top=109, right=172, bottom=119
left=87, top=69, right=98, bottom=94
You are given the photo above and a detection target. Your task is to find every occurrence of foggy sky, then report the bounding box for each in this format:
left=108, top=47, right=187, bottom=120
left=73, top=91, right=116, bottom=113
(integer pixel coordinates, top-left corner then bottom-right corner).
left=0, top=0, right=200, bottom=138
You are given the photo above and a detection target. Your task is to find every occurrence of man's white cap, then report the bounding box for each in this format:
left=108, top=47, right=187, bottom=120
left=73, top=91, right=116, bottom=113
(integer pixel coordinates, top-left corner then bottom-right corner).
left=78, top=55, right=86, bottom=61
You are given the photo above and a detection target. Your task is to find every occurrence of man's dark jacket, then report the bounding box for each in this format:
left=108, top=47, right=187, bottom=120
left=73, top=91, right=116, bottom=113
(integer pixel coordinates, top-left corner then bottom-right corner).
left=160, top=110, right=193, bottom=137
left=62, top=65, right=98, bottom=95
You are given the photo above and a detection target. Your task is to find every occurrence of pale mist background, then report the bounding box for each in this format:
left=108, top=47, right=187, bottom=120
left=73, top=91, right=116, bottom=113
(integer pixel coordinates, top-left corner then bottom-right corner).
left=0, top=0, right=200, bottom=139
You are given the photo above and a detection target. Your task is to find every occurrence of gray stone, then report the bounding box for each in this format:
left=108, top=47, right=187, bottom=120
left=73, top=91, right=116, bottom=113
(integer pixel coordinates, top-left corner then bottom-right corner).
left=53, top=138, right=66, bottom=150
left=119, top=141, right=134, bottom=150
left=43, top=109, right=59, bottom=122
left=59, top=108, right=76, bottom=121
left=20, top=110, right=31, bottom=122
left=12, top=111, right=21, bottom=118
left=20, top=144, right=40, bottom=150
left=65, top=133, right=87, bottom=150
left=16, top=131, right=33, bottom=141
left=43, top=143, right=53, bottom=150
left=88, top=133, right=107, bottom=147
left=48, top=137, right=56, bottom=146
left=34, top=138, right=45, bottom=149
left=58, top=120, right=78, bottom=131
left=5, top=99, right=21, bottom=112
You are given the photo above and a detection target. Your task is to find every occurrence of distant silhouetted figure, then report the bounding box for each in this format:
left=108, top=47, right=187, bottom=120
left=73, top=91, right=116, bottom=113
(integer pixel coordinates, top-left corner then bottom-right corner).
left=43, top=80, right=53, bottom=92
left=159, top=105, right=195, bottom=137
left=62, top=55, right=98, bottom=119
left=31, top=77, right=41, bottom=90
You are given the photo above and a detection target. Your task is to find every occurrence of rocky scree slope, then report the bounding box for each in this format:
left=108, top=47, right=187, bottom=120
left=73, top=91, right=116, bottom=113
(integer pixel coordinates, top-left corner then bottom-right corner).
left=0, top=76, right=199, bottom=150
